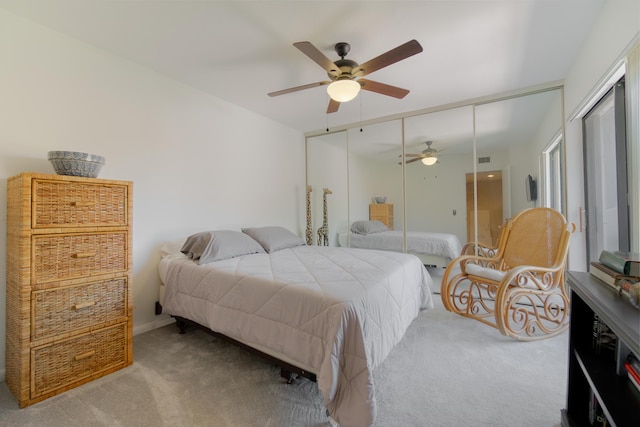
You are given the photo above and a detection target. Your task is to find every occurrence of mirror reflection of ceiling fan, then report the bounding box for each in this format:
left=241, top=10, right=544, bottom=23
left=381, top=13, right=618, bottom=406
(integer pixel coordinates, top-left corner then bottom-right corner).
left=401, top=141, right=442, bottom=165
left=268, top=40, right=423, bottom=113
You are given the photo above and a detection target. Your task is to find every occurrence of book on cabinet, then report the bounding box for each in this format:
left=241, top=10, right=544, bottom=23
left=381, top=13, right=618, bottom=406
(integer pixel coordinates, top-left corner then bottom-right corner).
left=589, top=261, right=639, bottom=290
left=589, top=261, right=640, bottom=309
left=599, top=250, right=640, bottom=276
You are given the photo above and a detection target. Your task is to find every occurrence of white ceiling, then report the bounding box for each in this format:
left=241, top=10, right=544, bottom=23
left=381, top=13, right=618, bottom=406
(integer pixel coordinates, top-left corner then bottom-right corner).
left=0, top=0, right=605, bottom=134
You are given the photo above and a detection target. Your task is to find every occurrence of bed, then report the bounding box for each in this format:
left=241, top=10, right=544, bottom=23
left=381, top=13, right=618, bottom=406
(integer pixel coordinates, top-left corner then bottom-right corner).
left=158, top=226, right=434, bottom=427
left=337, top=220, right=463, bottom=268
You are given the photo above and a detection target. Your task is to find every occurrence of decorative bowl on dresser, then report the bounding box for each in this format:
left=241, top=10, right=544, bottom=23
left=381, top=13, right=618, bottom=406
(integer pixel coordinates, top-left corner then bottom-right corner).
left=6, top=172, right=133, bottom=407
left=374, top=196, right=387, bottom=204
left=47, top=151, right=106, bottom=178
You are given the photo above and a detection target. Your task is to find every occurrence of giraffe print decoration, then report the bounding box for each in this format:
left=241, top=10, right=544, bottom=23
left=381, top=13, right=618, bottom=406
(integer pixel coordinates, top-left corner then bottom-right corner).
left=305, top=185, right=313, bottom=245
left=317, top=188, right=332, bottom=246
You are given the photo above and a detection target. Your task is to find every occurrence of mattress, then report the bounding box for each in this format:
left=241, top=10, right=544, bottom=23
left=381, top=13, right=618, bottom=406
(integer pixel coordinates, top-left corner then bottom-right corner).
left=159, top=244, right=433, bottom=427
left=338, top=230, right=463, bottom=260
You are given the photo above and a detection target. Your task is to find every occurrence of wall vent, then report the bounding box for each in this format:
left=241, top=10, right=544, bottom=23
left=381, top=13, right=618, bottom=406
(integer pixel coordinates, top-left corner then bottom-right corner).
left=478, top=156, right=491, bottom=164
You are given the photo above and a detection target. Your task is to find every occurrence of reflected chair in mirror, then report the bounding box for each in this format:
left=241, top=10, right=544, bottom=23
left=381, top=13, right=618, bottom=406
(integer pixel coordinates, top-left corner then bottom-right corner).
left=441, top=207, right=575, bottom=341
left=459, top=220, right=509, bottom=258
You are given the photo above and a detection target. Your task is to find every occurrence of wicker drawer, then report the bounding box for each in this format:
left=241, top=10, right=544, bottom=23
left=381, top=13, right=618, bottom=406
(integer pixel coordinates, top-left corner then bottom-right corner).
left=31, top=323, right=127, bottom=398
left=32, top=232, right=128, bottom=284
left=32, top=278, right=127, bottom=341
left=32, top=179, right=128, bottom=228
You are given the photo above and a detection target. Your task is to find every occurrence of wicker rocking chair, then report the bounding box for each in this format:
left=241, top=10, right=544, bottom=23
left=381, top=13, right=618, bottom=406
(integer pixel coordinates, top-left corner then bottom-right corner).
left=441, top=207, right=575, bottom=341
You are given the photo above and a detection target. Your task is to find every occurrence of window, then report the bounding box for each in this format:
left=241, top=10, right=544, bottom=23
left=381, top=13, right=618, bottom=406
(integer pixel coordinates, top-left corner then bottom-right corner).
left=583, top=77, right=629, bottom=263
left=542, top=133, right=564, bottom=213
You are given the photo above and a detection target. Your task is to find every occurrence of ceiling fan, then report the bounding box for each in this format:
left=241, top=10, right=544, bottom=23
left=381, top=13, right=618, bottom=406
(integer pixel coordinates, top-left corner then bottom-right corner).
left=401, top=141, right=441, bottom=166
left=268, top=40, right=423, bottom=113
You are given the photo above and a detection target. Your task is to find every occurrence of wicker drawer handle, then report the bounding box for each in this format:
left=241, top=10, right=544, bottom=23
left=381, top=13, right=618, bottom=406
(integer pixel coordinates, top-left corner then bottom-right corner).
left=71, top=201, right=94, bottom=207
left=71, top=252, right=96, bottom=259
left=71, top=301, right=97, bottom=310
left=74, top=350, right=96, bottom=361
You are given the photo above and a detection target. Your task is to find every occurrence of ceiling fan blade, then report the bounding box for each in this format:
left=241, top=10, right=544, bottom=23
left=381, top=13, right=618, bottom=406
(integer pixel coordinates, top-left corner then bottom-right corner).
left=327, top=98, right=340, bottom=114
left=404, top=154, right=423, bottom=157
left=268, top=81, right=330, bottom=97
left=294, top=41, right=339, bottom=74
left=398, top=157, right=422, bottom=165
left=359, top=79, right=410, bottom=99
left=354, top=39, right=423, bottom=76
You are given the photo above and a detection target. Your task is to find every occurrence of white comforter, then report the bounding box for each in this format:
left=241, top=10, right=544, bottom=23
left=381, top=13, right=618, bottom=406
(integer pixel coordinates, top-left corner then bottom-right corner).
left=338, top=230, right=463, bottom=259
left=160, top=245, right=433, bottom=427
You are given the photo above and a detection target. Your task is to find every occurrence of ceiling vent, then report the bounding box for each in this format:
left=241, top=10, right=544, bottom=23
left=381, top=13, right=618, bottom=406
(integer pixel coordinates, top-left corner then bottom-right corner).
left=478, top=156, right=491, bottom=164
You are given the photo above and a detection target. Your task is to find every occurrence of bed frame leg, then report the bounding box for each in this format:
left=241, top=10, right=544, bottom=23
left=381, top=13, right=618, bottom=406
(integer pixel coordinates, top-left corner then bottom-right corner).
left=280, top=368, right=295, bottom=384
left=175, top=318, right=187, bottom=334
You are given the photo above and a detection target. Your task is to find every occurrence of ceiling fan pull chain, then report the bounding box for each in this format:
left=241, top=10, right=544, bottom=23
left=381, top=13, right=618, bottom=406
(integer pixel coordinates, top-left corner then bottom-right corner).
left=326, top=107, right=330, bottom=132
left=359, top=94, right=363, bottom=132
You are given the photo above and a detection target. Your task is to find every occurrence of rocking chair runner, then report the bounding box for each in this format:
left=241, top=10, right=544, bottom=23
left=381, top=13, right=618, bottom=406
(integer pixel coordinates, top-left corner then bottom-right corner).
left=441, top=207, right=576, bottom=341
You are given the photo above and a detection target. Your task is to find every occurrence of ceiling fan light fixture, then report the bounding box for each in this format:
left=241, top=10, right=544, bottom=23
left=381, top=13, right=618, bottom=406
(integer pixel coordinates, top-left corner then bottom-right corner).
left=421, top=155, right=438, bottom=166
left=327, top=79, right=361, bottom=102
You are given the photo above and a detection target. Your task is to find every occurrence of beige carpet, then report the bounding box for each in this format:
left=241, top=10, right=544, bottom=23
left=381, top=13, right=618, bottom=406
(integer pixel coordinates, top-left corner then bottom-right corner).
left=0, top=294, right=567, bottom=426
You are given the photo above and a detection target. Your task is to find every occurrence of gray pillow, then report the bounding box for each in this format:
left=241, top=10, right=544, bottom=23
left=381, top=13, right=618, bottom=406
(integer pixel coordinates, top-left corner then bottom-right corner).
left=181, top=230, right=265, bottom=264
left=351, top=220, right=389, bottom=235
left=241, top=226, right=306, bottom=253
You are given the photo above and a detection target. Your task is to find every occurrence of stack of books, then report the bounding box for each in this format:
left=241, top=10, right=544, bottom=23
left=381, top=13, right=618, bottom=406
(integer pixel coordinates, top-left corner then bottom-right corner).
left=589, top=250, right=640, bottom=308
left=599, top=250, right=640, bottom=276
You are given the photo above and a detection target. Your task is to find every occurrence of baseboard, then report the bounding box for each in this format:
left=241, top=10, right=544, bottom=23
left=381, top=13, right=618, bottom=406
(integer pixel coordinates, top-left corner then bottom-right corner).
left=133, top=315, right=175, bottom=336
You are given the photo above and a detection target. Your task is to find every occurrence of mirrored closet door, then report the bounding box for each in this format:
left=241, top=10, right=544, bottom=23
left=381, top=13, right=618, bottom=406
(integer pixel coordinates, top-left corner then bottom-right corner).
left=306, top=85, right=565, bottom=254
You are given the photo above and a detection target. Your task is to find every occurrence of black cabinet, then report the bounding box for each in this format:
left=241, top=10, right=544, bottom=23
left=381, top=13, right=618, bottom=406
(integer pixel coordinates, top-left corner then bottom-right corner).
left=562, top=271, right=640, bottom=426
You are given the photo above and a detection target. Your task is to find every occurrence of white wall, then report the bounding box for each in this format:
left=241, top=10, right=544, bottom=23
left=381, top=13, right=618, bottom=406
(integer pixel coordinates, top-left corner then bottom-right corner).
left=508, top=90, right=564, bottom=215
left=563, top=0, right=640, bottom=271
left=0, top=10, right=305, bottom=379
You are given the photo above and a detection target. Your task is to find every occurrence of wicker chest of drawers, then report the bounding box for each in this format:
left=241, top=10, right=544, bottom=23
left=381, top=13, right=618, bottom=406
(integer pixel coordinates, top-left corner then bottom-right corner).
left=6, top=172, right=133, bottom=407
left=369, top=203, right=394, bottom=229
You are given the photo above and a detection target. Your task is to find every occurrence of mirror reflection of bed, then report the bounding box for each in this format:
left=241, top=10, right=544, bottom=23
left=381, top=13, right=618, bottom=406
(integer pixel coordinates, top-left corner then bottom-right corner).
left=337, top=216, right=462, bottom=292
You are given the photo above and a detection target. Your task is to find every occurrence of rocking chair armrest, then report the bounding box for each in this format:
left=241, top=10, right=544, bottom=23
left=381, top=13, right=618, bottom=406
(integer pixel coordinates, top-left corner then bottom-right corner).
left=445, top=254, right=500, bottom=273
left=442, top=254, right=486, bottom=286
left=461, top=242, right=500, bottom=258
left=499, top=265, right=565, bottom=290
left=440, top=254, right=502, bottom=284
left=460, top=254, right=503, bottom=270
